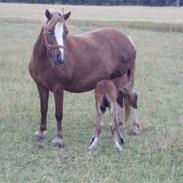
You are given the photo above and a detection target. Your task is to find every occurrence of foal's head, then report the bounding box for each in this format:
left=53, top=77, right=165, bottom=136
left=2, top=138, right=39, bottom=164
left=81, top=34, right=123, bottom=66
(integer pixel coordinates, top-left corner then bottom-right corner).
left=44, top=9, right=71, bottom=65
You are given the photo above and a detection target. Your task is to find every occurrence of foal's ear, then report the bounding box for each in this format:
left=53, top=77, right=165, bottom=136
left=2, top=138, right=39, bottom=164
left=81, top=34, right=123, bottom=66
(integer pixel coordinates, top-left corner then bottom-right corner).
left=63, top=11, right=71, bottom=21
left=45, top=9, right=52, bottom=20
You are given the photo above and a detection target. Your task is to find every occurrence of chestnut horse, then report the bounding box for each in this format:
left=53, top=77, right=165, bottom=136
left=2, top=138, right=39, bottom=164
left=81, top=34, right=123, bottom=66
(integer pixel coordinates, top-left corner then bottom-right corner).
left=29, top=9, right=140, bottom=148
left=89, top=72, right=131, bottom=151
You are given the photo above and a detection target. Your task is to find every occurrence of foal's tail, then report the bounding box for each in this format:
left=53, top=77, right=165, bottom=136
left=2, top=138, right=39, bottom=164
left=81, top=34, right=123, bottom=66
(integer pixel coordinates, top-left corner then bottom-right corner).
left=124, top=94, right=131, bottom=122
left=100, top=96, right=110, bottom=113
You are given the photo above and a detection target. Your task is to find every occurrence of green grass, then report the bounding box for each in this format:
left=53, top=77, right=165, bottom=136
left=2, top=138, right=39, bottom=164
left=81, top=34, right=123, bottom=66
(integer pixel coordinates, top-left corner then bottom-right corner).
left=0, top=4, right=183, bottom=183
left=1, top=3, right=183, bottom=23
left=0, top=3, right=183, bottom=33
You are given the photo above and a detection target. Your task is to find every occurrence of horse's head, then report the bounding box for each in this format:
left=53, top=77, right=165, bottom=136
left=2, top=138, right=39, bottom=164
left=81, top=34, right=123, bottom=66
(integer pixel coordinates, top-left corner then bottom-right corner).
left=44, top=9, right=71, bottom=65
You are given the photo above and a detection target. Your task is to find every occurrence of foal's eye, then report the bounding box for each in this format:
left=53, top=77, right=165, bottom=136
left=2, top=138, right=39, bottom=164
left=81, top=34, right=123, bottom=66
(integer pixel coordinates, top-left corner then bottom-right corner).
left=48, top=30, right=54, bottom=35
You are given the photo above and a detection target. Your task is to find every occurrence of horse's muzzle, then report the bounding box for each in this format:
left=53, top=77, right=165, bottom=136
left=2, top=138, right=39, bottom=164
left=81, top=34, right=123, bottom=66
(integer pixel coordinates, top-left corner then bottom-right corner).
left=53, top=58, right=64, bottom=65
left=51, top=50, right=65, bottom=65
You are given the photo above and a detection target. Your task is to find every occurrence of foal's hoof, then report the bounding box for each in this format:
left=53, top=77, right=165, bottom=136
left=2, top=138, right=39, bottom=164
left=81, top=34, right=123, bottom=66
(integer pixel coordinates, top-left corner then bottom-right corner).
left=117, top=119, right=125, bottom=126
left=120, top=137, right=124, bottom=145
left=89, top=137, right=98, bottom=150
left=32, top=131, right=47, bottom=141
left=52, top=136, right=64, bottom=148
left=118, top=121, right=123, bottom=126
left=114, top=141, right=123, bottom=152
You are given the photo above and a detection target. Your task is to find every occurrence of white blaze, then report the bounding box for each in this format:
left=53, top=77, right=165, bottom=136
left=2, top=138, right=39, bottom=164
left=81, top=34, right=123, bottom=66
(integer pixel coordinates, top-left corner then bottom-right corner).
left=54, top=22, right=64, bottom=60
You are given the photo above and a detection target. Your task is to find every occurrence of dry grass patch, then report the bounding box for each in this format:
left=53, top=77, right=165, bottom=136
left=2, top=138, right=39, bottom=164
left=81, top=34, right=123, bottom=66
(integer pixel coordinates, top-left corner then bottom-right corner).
left=0, top=3, right=183, bottom=23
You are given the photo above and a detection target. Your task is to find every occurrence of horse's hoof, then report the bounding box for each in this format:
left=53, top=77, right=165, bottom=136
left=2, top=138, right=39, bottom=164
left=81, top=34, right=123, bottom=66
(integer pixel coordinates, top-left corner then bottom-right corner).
left=32, top=131, right=47, bottom=141
left=129, top=127, right=140, bottom=136
left=52, top=136, right=64, bottom=148
left=118, top=121, right=123, bottom=126
left=120, top=137, right=124, bottom=145
left=89, top=137, right=98, bottom=150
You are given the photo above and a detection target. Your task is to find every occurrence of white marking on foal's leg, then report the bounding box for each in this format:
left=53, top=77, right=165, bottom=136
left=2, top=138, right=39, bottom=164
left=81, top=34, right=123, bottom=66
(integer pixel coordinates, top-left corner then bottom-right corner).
left=54, top=22, right=64, bottom=60
left=89, top=137, right=98, bottom=150
left=113, top=132, right=123, bottom=152
left=89, top=106, right=103, bottom=150
left=114, top=141, right=123, bottom=152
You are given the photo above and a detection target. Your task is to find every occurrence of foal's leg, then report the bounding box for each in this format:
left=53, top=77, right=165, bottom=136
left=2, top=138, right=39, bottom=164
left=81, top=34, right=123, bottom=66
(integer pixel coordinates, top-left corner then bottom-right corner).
left=109, top=102, right=124, bottom=151
left=34, top=84, right=49, bottom=140
left=52, top=86, right=64, bottom=148
left=89, top=107, right=103, bottom=150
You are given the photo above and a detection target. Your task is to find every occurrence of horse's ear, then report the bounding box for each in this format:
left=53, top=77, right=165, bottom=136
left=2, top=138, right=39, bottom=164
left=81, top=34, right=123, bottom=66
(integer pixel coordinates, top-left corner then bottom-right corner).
left=45, top=9, right=52, bottom=20
left=63, top=11, right=71, bottom=21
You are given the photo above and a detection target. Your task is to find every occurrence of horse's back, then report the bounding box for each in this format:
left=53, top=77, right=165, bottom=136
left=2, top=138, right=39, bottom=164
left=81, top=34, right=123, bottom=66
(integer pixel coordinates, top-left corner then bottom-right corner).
left=84, top=28, right=135, bottom=48
left=80, top=27, right=136, bottom=65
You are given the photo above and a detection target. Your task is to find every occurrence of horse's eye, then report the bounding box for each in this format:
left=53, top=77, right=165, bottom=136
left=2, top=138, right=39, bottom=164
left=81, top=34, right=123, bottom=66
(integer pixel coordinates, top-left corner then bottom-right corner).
left=48, top=30, right=54, bottom=35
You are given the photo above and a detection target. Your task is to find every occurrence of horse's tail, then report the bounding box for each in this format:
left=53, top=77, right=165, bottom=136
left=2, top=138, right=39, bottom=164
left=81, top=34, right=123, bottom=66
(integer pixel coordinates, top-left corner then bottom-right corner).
left=124, top=94, right=131, bottom=122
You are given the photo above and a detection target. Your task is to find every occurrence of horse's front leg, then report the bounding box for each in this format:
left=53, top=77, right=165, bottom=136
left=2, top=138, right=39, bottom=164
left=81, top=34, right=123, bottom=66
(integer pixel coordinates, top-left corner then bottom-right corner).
left=34, top=84, right=49, bottom=141
left=52, top=86, right=64, bottom=148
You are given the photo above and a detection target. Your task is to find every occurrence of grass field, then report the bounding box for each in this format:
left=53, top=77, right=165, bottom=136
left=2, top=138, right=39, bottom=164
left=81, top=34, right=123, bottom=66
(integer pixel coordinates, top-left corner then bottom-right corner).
left=0, top=3, right=183, bottom=183
left=1, top=3, right=183, bottom=23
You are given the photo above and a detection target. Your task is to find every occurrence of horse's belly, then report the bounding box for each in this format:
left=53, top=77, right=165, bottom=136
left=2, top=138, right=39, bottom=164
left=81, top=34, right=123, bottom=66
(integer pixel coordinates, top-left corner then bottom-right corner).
left=63, top=73, right=110, bottom=93
left=63, top=79, right=101, bottom=93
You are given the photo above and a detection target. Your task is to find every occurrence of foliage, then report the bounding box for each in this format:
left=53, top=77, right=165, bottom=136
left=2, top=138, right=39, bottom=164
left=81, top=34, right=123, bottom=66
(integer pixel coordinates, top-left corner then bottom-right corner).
left=0, top=0, right=183, bottom=6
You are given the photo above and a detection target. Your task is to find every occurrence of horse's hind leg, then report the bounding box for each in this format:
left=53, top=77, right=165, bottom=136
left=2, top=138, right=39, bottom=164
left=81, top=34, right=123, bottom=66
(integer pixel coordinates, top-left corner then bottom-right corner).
left=33, top=84, right=49, bottom=141
left=116, top=91, right=125, bottom=125
left=127, top=87, right=140, bottom=135
left=52, top=86, right=64, bottom=148
left=109, top=101, right=124, bottom=151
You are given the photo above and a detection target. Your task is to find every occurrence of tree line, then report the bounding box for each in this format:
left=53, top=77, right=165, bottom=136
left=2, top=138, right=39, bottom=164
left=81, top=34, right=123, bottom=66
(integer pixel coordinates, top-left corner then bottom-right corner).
left=0, top=0, right=182, bottom=6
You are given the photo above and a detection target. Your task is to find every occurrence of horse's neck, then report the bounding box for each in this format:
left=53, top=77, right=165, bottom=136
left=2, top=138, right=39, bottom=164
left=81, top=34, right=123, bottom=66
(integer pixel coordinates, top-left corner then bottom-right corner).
left=66, top=34, right=74, bottom=52
left=66, top=34, right=85, bottom=59
left=33, top=28, right=47, bottom=62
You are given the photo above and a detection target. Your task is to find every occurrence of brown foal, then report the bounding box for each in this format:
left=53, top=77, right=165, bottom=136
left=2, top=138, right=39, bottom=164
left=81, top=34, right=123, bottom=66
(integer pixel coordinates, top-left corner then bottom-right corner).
left=89, top=72, right=131, bottom=151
